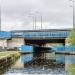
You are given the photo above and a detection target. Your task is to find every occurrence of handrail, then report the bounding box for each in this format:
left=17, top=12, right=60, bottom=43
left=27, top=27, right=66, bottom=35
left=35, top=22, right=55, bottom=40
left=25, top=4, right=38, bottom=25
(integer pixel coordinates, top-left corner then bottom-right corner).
left=12, top=31, right=70, bottom=38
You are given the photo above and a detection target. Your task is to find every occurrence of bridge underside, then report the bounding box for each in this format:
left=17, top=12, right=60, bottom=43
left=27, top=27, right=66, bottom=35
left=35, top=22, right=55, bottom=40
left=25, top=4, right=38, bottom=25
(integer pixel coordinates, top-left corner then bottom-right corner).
left=25, top=38, right=65, bottom=46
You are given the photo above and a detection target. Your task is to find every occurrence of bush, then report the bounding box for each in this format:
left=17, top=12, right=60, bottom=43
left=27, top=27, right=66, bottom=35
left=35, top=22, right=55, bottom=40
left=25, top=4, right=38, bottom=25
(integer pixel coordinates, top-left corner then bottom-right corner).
left=68, top=28, right=75, bottom=45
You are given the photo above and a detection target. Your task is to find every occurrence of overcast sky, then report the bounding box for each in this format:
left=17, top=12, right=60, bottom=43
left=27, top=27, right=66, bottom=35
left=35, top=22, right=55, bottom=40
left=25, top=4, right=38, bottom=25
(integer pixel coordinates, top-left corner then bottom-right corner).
left=1, top=0, right=73, bottom=31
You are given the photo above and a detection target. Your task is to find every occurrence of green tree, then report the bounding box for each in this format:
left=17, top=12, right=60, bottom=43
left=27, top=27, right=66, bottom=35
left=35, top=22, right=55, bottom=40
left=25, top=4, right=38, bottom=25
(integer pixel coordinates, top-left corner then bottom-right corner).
left=68, top=28, right=75, bottom=45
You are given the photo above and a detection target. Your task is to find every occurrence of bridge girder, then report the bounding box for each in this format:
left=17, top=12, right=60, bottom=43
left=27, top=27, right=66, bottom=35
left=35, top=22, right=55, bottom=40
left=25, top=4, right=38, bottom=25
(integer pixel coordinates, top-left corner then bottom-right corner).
left=25, top=38, right=65, bottom=46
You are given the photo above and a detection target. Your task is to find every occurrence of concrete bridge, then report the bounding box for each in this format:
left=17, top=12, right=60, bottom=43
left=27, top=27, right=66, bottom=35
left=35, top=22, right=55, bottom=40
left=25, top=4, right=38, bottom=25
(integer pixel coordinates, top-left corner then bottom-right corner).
left=7, top=29, right=71, bottom=49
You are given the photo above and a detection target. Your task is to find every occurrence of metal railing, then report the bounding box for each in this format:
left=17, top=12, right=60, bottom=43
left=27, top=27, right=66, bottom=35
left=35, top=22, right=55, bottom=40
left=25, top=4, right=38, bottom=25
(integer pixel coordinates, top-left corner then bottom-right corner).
left=12, top=31, right=70, bottom=38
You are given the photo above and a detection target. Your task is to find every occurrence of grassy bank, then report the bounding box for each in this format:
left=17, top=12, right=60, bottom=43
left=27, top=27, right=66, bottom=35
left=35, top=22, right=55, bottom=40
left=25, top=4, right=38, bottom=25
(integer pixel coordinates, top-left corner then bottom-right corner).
left=0, top=51, right=20, bottom=74
left=66, top=64, right=75, bottom=75
left=0, top=51, right=20, bottom=60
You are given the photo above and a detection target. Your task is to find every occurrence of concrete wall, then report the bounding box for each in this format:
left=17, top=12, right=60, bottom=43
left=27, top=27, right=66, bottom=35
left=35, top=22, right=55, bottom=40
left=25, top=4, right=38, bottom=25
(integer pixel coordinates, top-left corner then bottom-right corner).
left=7, top=37, right=25, bottom=48
left=0, top=39, right=7, bottom=48
left=43, top=43, right=64, bottom=47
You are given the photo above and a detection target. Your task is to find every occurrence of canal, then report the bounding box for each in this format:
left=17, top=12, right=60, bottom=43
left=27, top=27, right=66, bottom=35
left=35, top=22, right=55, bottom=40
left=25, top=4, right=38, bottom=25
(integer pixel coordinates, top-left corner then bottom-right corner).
left=1, top=49, right=75, bottom=75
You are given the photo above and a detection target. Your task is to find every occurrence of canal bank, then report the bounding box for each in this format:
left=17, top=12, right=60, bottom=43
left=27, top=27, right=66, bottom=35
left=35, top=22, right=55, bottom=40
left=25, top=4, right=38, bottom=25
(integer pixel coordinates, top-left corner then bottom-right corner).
left=2, top=50, right=75, bottom=75
left=0, top=51, right=20, bottom=74
left=56, top=52, right=75, bottom=55
left=2, top=53, right=68, bottom=75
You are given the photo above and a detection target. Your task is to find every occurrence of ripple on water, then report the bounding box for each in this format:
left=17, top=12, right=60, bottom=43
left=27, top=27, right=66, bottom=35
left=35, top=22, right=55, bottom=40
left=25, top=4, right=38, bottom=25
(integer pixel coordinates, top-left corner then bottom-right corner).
left=3, top=67, right=68, bottom=75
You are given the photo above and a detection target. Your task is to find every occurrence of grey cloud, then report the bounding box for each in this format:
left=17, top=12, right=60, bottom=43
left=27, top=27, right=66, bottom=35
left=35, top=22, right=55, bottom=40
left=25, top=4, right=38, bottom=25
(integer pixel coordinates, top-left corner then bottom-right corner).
left=1, top=0, right=73, bottom=30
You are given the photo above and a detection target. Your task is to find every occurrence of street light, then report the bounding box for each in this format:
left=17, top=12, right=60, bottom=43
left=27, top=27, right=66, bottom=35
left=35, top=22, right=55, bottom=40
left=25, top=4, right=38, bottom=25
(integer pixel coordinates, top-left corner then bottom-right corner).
left=28, top=12, right=38, bottom=30
left=27, top=14, right=36, bottom=30
left=41, top=15, right=43, bottom=29
left=70, top=0, right=75, bottom=28
left=34, top=11, right=43, bottom=30
left=28, top=11, right=43, bottom=30
left=0, top=6, right=1, bottom=31
left=72, top=0, right=75, bottom=28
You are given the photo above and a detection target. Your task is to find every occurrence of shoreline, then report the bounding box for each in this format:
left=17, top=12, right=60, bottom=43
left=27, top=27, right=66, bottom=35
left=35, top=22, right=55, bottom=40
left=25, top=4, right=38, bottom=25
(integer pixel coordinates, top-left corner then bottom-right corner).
left=0, top=51, right=20, bottom=74
left=55, top=52, right=75, bottom=55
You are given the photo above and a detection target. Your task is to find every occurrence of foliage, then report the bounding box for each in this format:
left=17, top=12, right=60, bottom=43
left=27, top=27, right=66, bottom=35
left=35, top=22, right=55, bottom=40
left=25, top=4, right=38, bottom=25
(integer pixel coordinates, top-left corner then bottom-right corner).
left=68, top=28, right=75, bottom=45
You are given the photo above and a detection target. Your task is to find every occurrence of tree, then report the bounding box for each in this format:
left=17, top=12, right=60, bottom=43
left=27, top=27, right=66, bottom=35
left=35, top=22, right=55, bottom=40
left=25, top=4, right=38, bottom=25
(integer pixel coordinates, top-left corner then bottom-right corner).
left=68, top=28, right=75, bottom=45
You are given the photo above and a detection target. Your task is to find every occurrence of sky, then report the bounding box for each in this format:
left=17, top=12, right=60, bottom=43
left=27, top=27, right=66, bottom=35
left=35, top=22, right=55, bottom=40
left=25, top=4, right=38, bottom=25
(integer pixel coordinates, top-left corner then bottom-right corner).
left=1, top=0, right=74, bottom=31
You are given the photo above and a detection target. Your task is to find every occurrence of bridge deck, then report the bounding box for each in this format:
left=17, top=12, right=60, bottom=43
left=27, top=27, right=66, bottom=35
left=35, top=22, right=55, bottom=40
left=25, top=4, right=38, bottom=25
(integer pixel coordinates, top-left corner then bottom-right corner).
left=11, top=29, right=71, bottom=38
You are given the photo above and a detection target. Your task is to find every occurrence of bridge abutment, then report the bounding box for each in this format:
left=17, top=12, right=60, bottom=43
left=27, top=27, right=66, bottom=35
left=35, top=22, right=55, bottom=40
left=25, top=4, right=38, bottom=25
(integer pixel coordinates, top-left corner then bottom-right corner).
left=7, top=37, right=25, bottom=49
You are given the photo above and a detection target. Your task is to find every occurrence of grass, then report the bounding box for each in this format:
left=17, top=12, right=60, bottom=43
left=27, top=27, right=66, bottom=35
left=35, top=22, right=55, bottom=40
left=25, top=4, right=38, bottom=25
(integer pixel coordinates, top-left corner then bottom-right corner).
left=66, top=64, right=75, bottom=75
left=0, top=51, right=20, bottom=60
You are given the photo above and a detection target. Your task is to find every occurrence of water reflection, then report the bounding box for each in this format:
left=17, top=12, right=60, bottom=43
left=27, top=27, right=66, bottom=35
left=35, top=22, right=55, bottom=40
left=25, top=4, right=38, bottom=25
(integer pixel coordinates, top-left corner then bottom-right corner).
left=56, top=54, right=65, bottom=63
left=2, top=49, right=75, bottom=75
left=21, top=54, right=33, bottom=63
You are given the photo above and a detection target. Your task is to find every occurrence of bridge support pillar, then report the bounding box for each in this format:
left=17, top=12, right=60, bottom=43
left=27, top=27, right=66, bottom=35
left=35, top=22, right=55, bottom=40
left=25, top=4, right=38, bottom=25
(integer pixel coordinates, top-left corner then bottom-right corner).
left=7, top=37, right=25, bottom=49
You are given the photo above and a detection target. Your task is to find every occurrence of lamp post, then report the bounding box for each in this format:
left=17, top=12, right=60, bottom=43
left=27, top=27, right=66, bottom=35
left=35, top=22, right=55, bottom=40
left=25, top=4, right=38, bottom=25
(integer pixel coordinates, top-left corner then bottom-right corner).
left=73, top=0, right=75, bottom=28
left=28, top=12, right=37, bottom=30
left=28, top=11, right=43, bottom=30
left=70, top=0, right=75, bottom=28
left=0, top=6, right=1, bottom=31
left=35, top=11, right=43, bottom=30
left=41, top=15, right=43, bottom=29
left=34, top=16, right=36, bottom=30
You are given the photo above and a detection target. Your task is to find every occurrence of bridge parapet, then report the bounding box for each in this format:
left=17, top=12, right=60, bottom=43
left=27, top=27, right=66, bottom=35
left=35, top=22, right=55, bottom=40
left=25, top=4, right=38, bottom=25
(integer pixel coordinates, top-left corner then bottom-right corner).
left=11, top=30, right=70, bottom=38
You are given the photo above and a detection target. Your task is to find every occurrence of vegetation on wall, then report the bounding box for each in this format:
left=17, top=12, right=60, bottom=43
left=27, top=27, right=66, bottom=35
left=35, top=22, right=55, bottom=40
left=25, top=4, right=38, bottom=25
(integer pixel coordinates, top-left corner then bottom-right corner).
left=68, top=28, right=75, bottom=45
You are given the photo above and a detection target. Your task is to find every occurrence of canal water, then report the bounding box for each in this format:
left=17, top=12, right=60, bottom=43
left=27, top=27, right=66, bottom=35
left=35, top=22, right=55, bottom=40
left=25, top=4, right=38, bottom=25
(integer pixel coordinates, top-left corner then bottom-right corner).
left=2, top=50, right=75, bottom=75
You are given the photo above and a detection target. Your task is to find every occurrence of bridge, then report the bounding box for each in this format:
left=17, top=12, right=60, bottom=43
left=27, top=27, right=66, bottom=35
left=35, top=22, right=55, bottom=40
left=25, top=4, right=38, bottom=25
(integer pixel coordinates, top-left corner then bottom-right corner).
left=0, top=29, right=73, bottom=52
left=11, top=29, right=70, bottom=38
left=10, top=29, right=71, bottom=46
